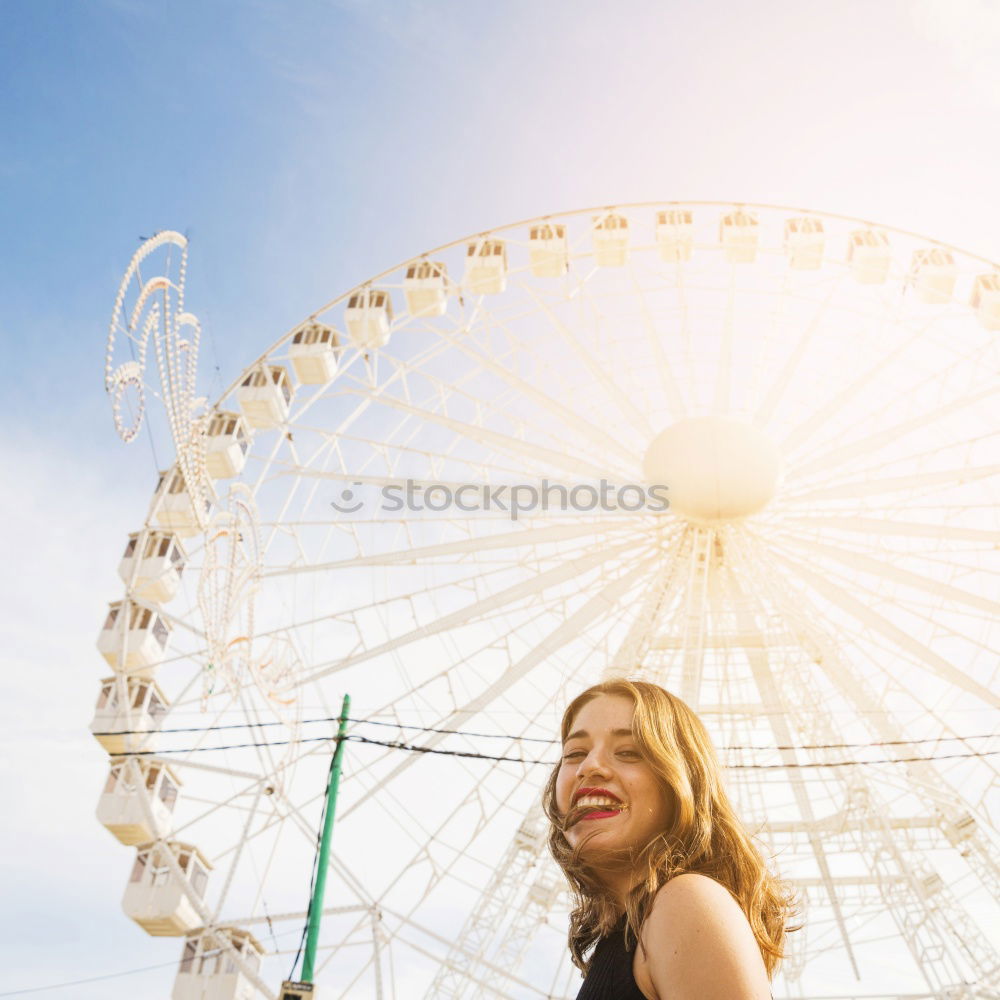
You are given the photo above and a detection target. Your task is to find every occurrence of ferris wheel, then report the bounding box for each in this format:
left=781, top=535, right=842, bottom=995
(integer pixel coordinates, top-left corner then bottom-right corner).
left=92, top=204, right=1000, bottom=1000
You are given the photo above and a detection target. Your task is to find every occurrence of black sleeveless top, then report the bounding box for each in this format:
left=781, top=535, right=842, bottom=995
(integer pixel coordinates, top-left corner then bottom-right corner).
left=574, top=926, right=776, bottom=1000
left=575, top=922, right=646, bottom=1000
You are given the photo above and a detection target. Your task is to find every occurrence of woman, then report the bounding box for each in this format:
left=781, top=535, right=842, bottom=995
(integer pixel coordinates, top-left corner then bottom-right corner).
left=543, top=679, right=796, bottom=1000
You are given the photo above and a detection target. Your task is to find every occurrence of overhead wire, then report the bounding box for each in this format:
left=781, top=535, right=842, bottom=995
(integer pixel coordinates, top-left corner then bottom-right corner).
left=115, top=730, right=1000, bottom=768
left=0, top=959, right=182, bottom=997
left=91, top=714, right=998, bottom=754
left=0, top=922, right=311, bottom=997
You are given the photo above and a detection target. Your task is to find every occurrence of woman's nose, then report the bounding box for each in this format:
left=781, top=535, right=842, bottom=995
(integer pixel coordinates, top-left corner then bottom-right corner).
left=579, top=747, right=613, bottom=778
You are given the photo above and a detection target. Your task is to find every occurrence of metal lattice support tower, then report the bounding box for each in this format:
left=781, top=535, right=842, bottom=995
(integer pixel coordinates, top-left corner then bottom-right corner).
left=756, top=559, right=1000, bottom=909
left=772, top=640, right=997, bottom=993
left=427, top=802, right=552, bottom=999
left=844, top=779, right=992, bottom=996
left=731, top=534, right=1000, bottom=996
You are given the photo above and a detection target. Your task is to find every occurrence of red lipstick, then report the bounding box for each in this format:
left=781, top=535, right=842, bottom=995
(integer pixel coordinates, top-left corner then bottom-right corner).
left=573, top=786, right=622, bottom=803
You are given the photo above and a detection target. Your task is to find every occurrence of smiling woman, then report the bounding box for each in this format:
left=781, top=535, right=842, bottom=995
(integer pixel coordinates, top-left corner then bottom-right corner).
left=544, top=680, right=795, bottom=1000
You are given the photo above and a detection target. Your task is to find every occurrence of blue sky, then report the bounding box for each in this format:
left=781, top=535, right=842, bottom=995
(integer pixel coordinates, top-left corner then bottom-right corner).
left=2, top=0, right=1000, bottom=996
left=6, top=0, right=1000, bottom=453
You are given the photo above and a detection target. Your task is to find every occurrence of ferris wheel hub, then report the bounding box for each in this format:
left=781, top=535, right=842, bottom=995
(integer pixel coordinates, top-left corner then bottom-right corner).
left=642, top=416, right=781, bottom=522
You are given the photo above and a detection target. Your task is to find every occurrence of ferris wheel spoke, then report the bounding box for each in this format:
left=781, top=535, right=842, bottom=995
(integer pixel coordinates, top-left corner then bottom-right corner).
left=768, top=538, right=988, bottom=642
left=346, top=676, right=549, bottom=835
left=743, top=267, right=786, bottom=422
left=246, top=336, right=459, bottom=494
left=285, top=421, right=567, bottom=482
left=133, top=601, right=208, bottom=643
left=233, top=683, right=286, bottom=787
left=630, top=269, right=689, bottom=420
left=311, top=924, right=379, bottom=999
left=895, top=548, right=1000, bottom=587
left=236, top=542, right=553, bottom=645
left=292, top=414, right=584, bottom=487
left=431, top=311, right=638, bottom=468
left=361, top=331, right=630, bottom=477
left=209, top=784, right=266, bottom=923
left=336, top=388, right=621, bottom=481
left=785, top=320, right=1000, bottom=474
left=338, top=552, right=658, bottom=821
left=263, top=519, right=638, bottom=577
left=755, top=278, right=843, bottom=425
left=342, top=863, right=490, bottom=993
left=313, top=335, right=457, bottom=421
left=171, top=553, right=591, bottom=706
left=268, top=462, right=651, bottom=515
left=153, top=676, right=264, bottom=751
left=777, top=430, right=1000, bottom=502
left=297, top=534, right=652, bottom=687
left=671, top=260, right=698, bottom=413
left=167, top=775, right=264, bottom=840
left=770, top=541, right=1000, bottom=669
left=273, top=431, right=346, bottom=563
left=146, top=754, right=262, bottom=782
left=520, top=281, right=655, bottom=439
left=773, top=532, right=1000, bottom=617
left=347, top=760, right=545, bottom=945
left=712, top=266, right=738, bottom=413
left=344, top=652, right=616, bottom=840
left=778, top=463, right=1000, bottom=503
left=316, top=595, right=567, bottom=798
left=776, top=515, right=1000, bottom=545
left=768, top=548, right=999, bottom=708
left=608, top=531, right=689, bottom=674
left=268, top=790, right=382, bottom=911
left=778, top=310, right=938, bottom=458
left=788, top=383, right=1000, bottom=483
left=206, top=747, right=335, bottom=870
left=241, top=433, right=315, bottom=566
left=780, top=531, right=1000, bottom=593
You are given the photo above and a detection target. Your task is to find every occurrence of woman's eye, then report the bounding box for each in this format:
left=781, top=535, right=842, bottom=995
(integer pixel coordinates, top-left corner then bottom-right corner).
left=617, top=749, right=640, bottom=758
left=561, top=750, right=585, bottom=761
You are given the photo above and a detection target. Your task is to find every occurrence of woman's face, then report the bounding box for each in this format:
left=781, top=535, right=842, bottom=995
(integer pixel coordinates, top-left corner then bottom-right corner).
left=555, top=694, right=672, bottom=868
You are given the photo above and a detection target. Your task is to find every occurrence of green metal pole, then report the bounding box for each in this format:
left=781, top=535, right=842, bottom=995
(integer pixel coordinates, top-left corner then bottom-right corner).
left=301, top=693, right=351, bottom=983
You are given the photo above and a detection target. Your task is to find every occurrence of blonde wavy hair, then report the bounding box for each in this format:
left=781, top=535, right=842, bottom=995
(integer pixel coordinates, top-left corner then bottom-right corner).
left=542, top=679, right=798, bottom=977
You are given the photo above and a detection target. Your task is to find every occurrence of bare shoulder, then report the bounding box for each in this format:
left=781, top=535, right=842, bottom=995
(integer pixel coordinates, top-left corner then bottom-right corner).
left=633, top=874, right=771, bottom=1000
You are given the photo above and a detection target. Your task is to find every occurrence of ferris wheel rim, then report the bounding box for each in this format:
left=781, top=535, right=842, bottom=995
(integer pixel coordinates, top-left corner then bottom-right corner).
left=210, top=199, right=1000, bottom=409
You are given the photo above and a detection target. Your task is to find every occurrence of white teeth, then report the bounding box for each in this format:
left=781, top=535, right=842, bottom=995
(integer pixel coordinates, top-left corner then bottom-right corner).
left=575, top=795, right=622, bottom=809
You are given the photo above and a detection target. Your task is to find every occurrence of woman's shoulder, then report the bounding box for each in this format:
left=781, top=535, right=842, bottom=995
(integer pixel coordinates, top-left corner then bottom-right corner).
left=633, top=874, right=771, bottom=1000
left=649, top=872, right=743, bottom=917
left=639, top=872, right=747, bottom=955
left=654, top=871, right=734, bottom=900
